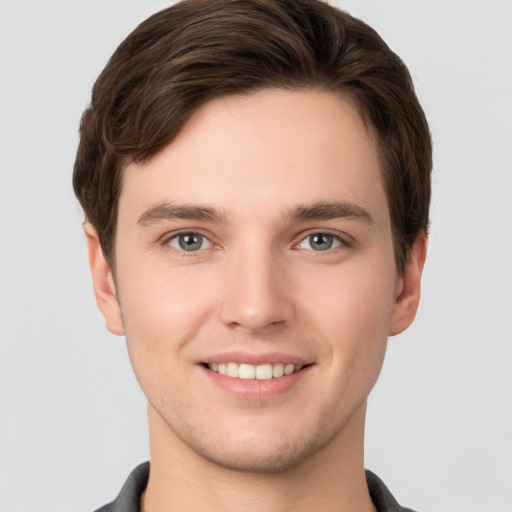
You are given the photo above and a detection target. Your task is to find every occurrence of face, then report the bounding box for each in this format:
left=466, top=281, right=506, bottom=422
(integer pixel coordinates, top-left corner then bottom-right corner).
left=87, top=89, right=425, bottom=473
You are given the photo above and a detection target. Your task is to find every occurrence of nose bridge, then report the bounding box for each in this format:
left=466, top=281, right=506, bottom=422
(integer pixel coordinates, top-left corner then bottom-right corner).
left=219, top=236, right=293, bottom=331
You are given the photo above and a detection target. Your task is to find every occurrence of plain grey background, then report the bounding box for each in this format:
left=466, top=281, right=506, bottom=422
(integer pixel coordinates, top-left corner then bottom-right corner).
left=0, top=1, right=511, bottom=511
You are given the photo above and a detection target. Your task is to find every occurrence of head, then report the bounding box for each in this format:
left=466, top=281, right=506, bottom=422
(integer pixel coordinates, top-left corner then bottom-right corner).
left=73, top=0, right=431, bottom=274
left=73, top=0, right=431, bottom=475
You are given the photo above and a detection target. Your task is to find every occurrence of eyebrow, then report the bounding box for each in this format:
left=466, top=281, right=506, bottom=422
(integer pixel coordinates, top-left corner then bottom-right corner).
left=137, top=203, right=228, bottom=226
left=286, top=201, right=374, bottom=225
left=136, top=200, right=373, bottom=227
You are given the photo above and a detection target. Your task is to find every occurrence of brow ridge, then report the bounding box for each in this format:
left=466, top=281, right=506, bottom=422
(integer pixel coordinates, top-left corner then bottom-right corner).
left=137, top=203, right=227, bottom=226
left=287, top=201, right=374, bottom=224
left=137, top=200, right=373, bottom=227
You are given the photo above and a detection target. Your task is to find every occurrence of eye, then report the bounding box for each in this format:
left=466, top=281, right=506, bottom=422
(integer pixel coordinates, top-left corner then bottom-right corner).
left=167, top=232, right=212, bottom=252
left=297, top=233, right=343, bottom=252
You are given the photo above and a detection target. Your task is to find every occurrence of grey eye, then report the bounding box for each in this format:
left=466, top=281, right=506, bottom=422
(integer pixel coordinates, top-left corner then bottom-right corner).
left=168, top=233, right=211, bottom=251
left=298, top=233, right=342, bottom=251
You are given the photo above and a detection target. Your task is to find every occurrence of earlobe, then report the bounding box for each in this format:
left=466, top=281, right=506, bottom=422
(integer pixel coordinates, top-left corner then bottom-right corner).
left=389, top=234, right=427, bottom=336
left=84, top=223, right=125, bottom=336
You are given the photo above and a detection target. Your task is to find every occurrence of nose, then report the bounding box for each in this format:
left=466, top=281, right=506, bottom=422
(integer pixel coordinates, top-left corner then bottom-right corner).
left=218, top=244, right=295, bottom=332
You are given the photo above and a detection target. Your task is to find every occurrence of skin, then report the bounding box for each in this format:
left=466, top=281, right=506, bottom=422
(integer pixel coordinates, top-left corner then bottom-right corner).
left=86, top=89, right=426, bottom=512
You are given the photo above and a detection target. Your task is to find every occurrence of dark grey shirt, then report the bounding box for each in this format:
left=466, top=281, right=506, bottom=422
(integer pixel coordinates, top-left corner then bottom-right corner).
left=94, top=462, right=417, bottom=512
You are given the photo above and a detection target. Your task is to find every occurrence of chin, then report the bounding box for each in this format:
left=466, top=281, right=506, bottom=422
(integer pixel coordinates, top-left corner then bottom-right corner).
left=190, top=435, right=325, bottom=474
left=169, top=410, right=346, bottom=475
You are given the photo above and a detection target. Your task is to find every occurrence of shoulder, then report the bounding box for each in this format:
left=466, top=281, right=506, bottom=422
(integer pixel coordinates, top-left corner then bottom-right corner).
left=92, top=462, right=150, bottom=512
left=366, top=470, right=418, bottom=512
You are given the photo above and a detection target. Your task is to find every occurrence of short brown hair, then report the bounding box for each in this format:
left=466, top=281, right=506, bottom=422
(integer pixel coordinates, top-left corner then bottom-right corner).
left=73, top=0, right=432, bottom=272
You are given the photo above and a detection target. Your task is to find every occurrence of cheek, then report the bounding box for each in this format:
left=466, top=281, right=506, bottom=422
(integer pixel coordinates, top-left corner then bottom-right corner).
left=120, top=258, right=215, bottom=320
left=116, top=261, right=220, bottom=367
left=117, top=270, right=207, bottom=409
left=303, top=259, right=396, bottom=333
left=299, top=258, right=396, bottom=374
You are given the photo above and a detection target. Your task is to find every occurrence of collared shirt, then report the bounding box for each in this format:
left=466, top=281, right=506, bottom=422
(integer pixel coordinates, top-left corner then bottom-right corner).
left=94, top=462, right=417, bottom=512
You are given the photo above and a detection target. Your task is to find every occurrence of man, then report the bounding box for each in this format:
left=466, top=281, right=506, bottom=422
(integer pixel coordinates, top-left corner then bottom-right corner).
left=73, top=0, right=431, bottom=510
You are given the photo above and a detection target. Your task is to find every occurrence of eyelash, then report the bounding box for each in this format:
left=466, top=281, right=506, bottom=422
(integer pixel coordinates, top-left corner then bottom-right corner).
left=294, top=231, right=349, bottom=252
left=162, top=231, right=217, bottom=255
left=162, top=230, right=351, bottom=255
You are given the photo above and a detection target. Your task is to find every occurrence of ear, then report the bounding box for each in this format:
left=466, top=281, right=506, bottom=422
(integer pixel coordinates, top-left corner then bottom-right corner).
left=84, top=223, right=125, bottom=336
left=389, top=234, right=427, bottom=336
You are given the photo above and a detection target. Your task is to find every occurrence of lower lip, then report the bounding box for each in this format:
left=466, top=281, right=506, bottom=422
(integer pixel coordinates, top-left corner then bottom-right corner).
left=200, top=365, right=312, bottom=400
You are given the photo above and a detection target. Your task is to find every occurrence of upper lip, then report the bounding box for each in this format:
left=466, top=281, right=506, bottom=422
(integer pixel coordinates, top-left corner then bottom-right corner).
left=199, top=351, right=312, bottom=366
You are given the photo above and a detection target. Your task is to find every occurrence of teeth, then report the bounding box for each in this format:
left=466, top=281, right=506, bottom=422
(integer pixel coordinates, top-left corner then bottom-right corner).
left=284, top=363, right=295, bottom=375
left=208, top=362, right=303, bottom=379
left=255, top=363, right=273, bottom=380
left=272, top=363, right=284, bottom=378
left=239, top=363, right=255, bottom=379
left=226, top=362, right=239, bottom=378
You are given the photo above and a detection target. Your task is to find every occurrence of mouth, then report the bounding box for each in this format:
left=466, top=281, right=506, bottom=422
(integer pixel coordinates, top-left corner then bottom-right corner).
left=205, top=362, right=305, bottom=380
left=200, top=355, right=314, bottom=400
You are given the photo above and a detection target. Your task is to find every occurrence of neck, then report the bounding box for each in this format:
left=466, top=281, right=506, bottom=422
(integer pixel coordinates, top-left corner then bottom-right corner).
left=142, top=403, right=375, bottom=512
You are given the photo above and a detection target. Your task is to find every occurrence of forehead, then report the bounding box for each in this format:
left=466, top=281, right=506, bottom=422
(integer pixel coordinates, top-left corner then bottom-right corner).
left=119, top=89, right=387, bottom=225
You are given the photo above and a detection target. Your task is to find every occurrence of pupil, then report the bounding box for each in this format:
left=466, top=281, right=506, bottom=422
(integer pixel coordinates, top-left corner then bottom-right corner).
left=311, top=233, right=332, bottom=251
left=179, top=233, right=202, bottom=251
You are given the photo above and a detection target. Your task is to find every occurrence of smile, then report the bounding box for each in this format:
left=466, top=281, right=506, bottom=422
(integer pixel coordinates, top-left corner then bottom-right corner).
left=207, top=362, right=303, bottom=380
